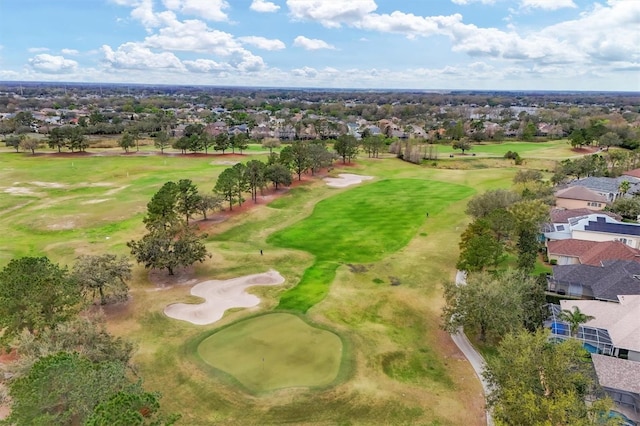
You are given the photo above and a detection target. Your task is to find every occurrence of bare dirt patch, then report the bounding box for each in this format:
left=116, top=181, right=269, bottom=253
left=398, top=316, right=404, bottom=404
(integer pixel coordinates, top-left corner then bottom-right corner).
left=30, top=181, right=67, bottom=188
left=324, top=173, right=374, bottom=188
left=3, top=187, right=40, bottom=196
left=211, top=160, right=239, bottom=166
left=164, top=270, right=285, bottom=325
left=81, top=199, right=111, bottom=205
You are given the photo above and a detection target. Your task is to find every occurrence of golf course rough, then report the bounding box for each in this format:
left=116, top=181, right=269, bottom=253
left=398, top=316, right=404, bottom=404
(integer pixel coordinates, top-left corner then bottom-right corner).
left=268, top=178, right=475, bottom=312
left=197, top=313, right=343, bottom=392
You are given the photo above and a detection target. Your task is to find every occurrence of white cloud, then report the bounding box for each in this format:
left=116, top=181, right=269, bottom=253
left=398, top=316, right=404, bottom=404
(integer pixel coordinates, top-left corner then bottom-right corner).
left=520, top=0, right=577, bottom=10
left=61, top=48, right=80, bottom=56
left=293, top=35, right=335, bottom=50
left=184, top=58, right=228, bottom=74
left=144, top=16, right=240, bottom=53
left=250, top=0, right=280, bottom=13
left=239, top=36, right=285, bottom=50
left=28, top=47, right=50, bottom=53
left=357, top=12, right=462, bottom=38
left=28, top=54, right=78, bottom=74
left=291, top=66, right=318, bottom=78
left=101, top=42, right=185, bottom=70
left=162, top=0, right=230, bottom=22
left=287, top=0, right=377, bottom=28
left=131, top=0, right=160, bottom=29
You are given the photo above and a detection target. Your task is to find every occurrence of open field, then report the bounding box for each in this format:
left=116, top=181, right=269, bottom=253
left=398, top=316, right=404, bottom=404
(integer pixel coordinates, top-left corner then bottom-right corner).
left=0, top=141, right=582, bottom=425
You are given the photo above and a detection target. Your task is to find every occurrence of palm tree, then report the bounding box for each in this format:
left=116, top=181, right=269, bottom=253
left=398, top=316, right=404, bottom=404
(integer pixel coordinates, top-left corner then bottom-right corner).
left=559, top=306, right=595, bottom=337
left=619, top=180, right=631, bottom=196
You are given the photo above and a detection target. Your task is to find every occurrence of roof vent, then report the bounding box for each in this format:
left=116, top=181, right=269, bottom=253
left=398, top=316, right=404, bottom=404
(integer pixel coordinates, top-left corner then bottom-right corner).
left=633, top=275, right=640, bottom=280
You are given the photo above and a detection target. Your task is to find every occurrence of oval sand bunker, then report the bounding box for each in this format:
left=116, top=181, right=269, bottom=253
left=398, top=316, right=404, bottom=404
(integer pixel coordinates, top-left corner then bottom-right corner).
left=164, top=270, right=285, bottom=325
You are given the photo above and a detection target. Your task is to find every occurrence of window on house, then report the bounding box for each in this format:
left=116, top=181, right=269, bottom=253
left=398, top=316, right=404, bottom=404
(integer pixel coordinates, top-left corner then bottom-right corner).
left=556, top=225, right=565, bottom=231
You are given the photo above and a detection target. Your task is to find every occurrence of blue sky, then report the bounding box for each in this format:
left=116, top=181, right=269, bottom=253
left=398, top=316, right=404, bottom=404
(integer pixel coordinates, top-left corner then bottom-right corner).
left=0, top=0, right=638, bottom=91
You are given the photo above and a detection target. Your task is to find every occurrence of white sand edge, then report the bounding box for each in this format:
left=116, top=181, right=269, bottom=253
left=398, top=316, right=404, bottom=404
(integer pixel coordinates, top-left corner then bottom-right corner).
left=164, top=269, right=285, bottom=325
left=323, top=173, right=374, bottom=188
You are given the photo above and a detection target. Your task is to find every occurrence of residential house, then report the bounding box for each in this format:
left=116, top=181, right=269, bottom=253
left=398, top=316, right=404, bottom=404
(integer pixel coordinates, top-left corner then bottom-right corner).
left=554, top=186, right=608, bottom=210
left=547, top=239, right=640, bottom=266
left=592, top=354, right=640, bottom=418
left=275, top=125, right=296, bottom=141
left=568, top=176, right=640, bottom=203
left=547, top=260, right=640, bottom=300
left=573, top=216, right=640, bottom=248
left=205, top=121, right=227, bottom=137
left=544, top=214, right=640, bottom=248
left=548, top=296, right=640, bottom=419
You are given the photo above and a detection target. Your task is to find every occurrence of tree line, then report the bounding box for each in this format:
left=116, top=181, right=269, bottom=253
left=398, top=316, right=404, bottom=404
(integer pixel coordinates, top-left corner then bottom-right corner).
left=442, top=169, right=619, bottom=424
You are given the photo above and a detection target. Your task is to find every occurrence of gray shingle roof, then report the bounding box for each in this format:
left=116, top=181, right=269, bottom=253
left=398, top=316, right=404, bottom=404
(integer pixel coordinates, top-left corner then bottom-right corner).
left=552, top=260, right=640, bottom=301
left=569, top=176, right=640, bottom=195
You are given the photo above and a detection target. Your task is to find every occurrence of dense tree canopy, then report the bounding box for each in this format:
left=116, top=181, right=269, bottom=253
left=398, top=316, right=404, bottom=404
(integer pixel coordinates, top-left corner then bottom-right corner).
left=5, top=352, right=140, bottom=425
left=0, top=257, right=81, bottom=345
left=484, top=330, right=615, bottom=426
left=72, top=254, right=132, bottom=305
left=442, top=269, right=546, bottom=342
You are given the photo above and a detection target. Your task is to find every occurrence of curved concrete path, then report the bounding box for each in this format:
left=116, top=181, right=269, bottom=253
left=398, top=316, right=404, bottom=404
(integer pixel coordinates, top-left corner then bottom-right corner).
left=450, top=270, right=494, bottom=426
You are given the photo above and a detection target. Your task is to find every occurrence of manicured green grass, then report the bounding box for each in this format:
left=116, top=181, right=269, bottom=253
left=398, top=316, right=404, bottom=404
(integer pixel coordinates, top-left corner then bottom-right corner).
left=197, top=313, right=343, bottom=392
left=433, top=140, right=567, bottom=157
left=268, top=178, right=475, bottom=311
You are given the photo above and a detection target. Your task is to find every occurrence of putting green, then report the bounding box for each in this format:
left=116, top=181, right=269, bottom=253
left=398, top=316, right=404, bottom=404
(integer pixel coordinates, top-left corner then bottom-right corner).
left=197, top=313, right=343, bottom=392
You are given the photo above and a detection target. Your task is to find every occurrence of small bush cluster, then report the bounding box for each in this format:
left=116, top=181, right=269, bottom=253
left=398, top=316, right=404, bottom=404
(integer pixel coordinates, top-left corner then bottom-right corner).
left=504, top=150, right=523, bottom=165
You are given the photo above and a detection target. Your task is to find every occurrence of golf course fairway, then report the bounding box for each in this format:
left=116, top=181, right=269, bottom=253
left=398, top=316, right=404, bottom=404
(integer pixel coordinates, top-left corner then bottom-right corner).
left=269, top=178, right=475, bottom=312
left=197, top=313, right=343, bottom=393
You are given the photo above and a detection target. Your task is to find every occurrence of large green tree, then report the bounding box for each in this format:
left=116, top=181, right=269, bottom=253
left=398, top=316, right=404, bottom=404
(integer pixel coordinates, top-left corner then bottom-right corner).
left=0, top=257, right=81, bottom=345
left=10, top=314, right=134, bottom=375
left=465, top=189, right=521, bottom=219
left=144, top=181, right=179, bottom=230
left=5, top=352, right=140, bottom=425
left=215, top=166, right=240, bottom=210
left=456, top=219, right=505, bottom=272
left=281, top=142, right=311, bottom=181
left=244, top=159, right=267, bottom=202
left=442, top=269, right=544, bottom=342
left=452, top=138, right=472, bottom=154
left=484, top=330, right=615, bottom=426
left=119, top=131, right=135, bottom=153
left=175, top=179, right=201, bottom=223
left=265, top=163, right=292, bottom=189
left=128, top=225, right=209, bottom=276
left=333, top=134, right=359, bottom=164
left=72, top=254, right=132, bottom=305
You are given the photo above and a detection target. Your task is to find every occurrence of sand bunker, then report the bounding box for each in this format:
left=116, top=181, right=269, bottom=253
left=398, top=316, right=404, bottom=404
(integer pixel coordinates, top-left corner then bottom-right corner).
left=82, top=198, right=111, bottom=205
left=324, top=173, right=374, bottom=188
left=164, top=270, right=285, bottom=325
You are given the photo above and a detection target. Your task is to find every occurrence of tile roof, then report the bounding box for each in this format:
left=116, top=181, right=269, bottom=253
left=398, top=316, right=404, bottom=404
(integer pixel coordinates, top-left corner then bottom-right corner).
left=552, top=260, right=640, bottom=302
left=592, top=354, right=640, bottom=394
left=550, top=208, right=621, bottom=223
left=554, top=186, right=608, bottom=202
left=561, top=295, right=640, bottom=353
left=580, top=241, right=640, bottom=266
left=623, top=169, right=640, bottom=179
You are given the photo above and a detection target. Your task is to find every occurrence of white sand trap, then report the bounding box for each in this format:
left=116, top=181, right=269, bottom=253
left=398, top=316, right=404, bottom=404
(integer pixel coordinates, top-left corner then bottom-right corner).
left=164, top=270, right=285, bottom=325
left=3, top=187, right=39, bottom=196
left=324, top=173, right=374, bottom=188
left=30, top=181, right=67, bottom=188
left=82, top=198, right=111, bottom=204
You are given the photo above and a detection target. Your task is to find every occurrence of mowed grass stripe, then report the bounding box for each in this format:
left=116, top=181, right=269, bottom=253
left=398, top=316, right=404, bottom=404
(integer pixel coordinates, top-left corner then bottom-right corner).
left=269, top=178, right=474, bottom=312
